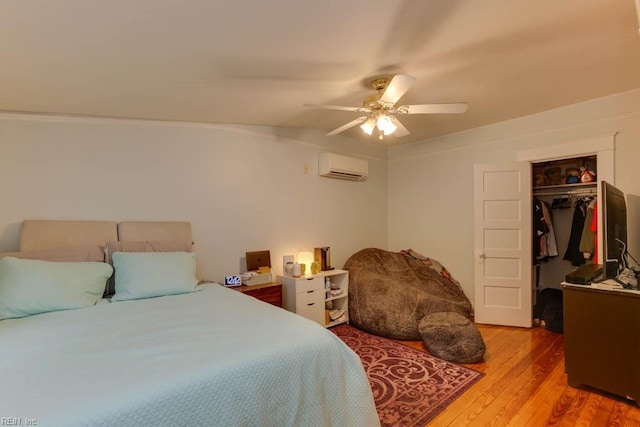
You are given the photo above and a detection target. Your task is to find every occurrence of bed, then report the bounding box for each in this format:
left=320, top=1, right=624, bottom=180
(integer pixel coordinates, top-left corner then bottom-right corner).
left=0, top=220, right=379, bottom=427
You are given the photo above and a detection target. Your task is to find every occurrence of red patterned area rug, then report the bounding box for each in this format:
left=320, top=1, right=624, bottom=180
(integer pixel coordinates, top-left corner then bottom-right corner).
left=332, top=324, right=484, bottom=427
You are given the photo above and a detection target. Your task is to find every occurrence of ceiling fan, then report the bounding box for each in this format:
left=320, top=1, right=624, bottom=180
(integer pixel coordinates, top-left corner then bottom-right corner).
left=303, top=74, right=468, bottom=140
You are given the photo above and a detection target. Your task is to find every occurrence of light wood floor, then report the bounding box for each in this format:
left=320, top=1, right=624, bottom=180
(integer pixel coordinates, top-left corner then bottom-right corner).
left=399, top=324, right=640, bottom=426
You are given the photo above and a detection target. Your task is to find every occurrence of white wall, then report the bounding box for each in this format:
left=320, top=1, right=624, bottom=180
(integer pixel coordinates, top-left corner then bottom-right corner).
left=388, top=89, right=640, bottom=301
left=0, top=115, right=388, bottom=281
left=4, top=88, right=640, bottom=301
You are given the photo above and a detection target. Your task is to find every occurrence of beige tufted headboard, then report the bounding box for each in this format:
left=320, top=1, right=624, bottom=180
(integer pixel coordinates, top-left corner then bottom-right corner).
left=19, top=220, right=118, bottom=251
left=118, top=221, right=192, bottom=243
left=3, top=220, right=196, bottom=295
left=17, top=220, right=192, bottom=252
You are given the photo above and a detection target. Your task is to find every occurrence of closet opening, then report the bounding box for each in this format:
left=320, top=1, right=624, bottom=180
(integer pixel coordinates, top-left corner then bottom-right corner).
left=531, top=155, right=598, bottom=327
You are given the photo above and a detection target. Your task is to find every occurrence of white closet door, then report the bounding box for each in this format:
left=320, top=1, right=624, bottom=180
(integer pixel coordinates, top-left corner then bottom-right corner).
left=473, top=162, right=532, bottom=327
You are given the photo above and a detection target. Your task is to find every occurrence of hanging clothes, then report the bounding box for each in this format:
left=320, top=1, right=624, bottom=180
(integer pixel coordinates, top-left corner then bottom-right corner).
left=533, top=197, right=558, bottom=262
left=540, top=201, right=559, bottom=258
left=579, top=198, right=597, bottom=260
left=591, top=201, right=598, bottom=264
left=563, top=199, right=587, bottom=266
left=533, top=197, right=549, bottom=263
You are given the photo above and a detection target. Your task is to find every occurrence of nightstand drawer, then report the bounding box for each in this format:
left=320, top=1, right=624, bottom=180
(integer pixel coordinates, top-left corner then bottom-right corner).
left=296, top=288, right=323, bottom=305
left=236, top=283, right=282, bottom=307
left=296, top=290, right=324, bottom=324
left=295, top=276, right=324, bottom=293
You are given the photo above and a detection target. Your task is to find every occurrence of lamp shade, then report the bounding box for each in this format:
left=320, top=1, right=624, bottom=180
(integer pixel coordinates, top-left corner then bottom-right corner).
left=377, top=115, right=397, bottom=135
left=360, top=118, right=376, bottom=135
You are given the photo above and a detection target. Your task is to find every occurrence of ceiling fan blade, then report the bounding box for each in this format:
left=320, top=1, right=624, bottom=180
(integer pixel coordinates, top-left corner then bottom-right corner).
left=303, top=103, right=369, bottom=113
left=389, top=116, right=410, bottom=137
left=326, top=116, right=369, bottom=136
left=379, top=74, right=416, bottom=105
left=395, top=103, right=469, bottom=114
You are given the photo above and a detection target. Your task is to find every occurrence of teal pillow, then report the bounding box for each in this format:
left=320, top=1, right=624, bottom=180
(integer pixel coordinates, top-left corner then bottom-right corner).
left=0, top=257, right=113, bottom=320
left=111, top=252, right=198, bottom=301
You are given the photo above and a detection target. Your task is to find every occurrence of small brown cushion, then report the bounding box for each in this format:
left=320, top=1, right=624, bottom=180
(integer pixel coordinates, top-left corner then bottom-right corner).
left=419, top=312, right=486, bottom=363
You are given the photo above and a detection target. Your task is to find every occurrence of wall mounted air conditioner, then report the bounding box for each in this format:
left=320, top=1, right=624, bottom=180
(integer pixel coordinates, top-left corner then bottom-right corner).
left=318, top=153, right=368, bottom=181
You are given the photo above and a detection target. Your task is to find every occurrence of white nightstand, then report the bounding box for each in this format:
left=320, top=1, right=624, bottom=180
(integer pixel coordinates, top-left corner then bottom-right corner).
left=277, top=269, right=348, bottom=328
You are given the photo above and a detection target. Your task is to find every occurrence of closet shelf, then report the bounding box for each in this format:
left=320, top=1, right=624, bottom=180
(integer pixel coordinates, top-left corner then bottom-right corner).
left=533, top=182, right=597, bottom=197
left=533, top=182, right=596, bottom=191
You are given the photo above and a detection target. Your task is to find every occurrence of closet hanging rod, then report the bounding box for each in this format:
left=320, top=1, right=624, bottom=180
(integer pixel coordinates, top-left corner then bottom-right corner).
left=533, top=188, right=598, bottom=197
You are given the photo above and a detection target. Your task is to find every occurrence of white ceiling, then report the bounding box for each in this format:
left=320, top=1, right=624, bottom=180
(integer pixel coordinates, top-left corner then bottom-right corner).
left=2, top=0, right=640, bottom=145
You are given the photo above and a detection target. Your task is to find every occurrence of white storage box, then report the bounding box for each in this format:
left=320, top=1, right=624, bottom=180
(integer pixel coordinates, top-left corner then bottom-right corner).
left=242, top=272, right=273, bottom=286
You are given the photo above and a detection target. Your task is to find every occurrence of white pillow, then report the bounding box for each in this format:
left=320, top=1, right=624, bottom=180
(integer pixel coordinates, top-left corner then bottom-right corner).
left=0, top=257, right=113, bottom=320
left=111, top=252, right=198, bottom=301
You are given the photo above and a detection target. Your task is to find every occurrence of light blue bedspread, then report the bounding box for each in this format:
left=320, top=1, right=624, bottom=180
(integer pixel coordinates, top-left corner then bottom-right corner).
left=0, top=284, right=379, bottom=426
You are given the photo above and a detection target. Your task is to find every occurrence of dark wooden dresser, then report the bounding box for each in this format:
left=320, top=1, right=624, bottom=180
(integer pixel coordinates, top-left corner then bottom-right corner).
left=235, top=283, right=282, bottom=307
left=562, top=283, right=640, bottom=403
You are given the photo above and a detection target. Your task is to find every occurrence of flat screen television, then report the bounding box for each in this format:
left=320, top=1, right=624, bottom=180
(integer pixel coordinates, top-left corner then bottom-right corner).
left=601, top=181, right=628, bottom=279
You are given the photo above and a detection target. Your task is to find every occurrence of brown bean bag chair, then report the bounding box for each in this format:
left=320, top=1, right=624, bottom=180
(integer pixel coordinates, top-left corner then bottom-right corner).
left=344, top=248, right=485, bottom=362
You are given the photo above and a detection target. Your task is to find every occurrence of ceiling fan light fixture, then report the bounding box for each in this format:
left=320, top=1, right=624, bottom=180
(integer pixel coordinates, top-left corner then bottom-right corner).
left=304, top=73, right=468, bottom=140
left=360, top=117, right=376, bottom=135
left=377, top=115, right=397, bottom=135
